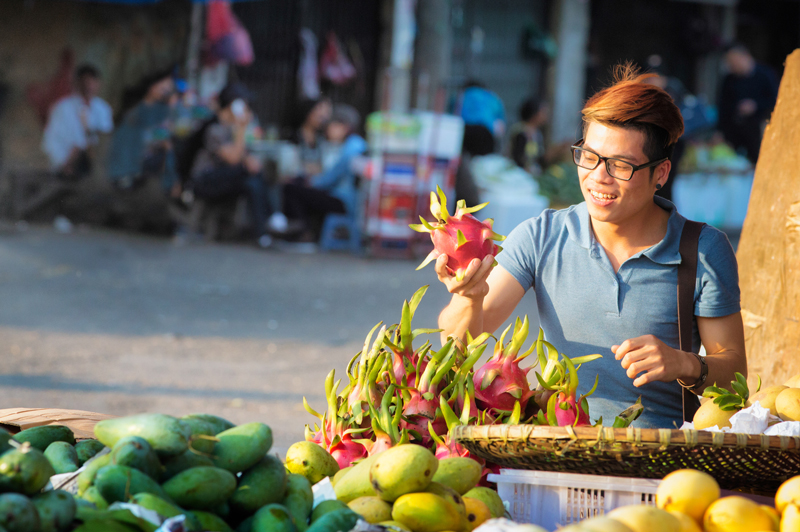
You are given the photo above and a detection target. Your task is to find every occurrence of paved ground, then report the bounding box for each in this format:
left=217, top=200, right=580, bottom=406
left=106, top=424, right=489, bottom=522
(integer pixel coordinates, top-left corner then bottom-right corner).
left=0, top=224, right=538, bottom=454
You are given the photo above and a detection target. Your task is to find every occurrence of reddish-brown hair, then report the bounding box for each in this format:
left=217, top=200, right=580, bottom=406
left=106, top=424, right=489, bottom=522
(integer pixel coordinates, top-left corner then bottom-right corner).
left=582, top=63, right=684, bottom=161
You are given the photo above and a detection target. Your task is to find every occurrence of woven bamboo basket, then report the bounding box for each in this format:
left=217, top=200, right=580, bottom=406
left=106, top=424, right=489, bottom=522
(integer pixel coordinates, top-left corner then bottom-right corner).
left=452, top=425, right=800, bottom=493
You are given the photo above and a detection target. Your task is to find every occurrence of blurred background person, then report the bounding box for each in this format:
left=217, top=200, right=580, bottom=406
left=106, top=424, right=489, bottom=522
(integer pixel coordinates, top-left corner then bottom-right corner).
left=507, top=96, right=570, bottom=177
left=41, top=64, right=113, bottom=180
left=457, top=79, right=506, bottom=157
left=291, top=97, right=332, bottom=177
left=718, top=43, right=779, bottom=165
left=107, top=69, right=178, bottom=194
left=189, top=83, right=276, bottom=248
left=282, top=104, right=365, bottom=245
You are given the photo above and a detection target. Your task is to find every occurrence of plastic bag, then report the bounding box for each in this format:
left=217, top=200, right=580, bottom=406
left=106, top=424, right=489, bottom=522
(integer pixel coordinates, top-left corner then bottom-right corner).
left=320, top=32, right=357, bottom=85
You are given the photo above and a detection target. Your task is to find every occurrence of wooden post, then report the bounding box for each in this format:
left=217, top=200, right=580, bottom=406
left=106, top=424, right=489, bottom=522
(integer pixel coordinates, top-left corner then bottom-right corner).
left=737, top=49, right=800, bottom=389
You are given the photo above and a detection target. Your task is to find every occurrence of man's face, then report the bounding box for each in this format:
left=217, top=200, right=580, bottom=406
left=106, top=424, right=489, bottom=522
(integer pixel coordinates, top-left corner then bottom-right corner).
left=578, top=122, right=666, bottom=225
left=725, top=50, right=752, bottom=76
left=78, top=75, right=101, bottom=100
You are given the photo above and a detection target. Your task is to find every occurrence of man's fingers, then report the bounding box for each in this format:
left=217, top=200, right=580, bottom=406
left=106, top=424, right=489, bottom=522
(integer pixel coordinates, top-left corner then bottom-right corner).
left=614, top=336, right=648, bottom=360
left=626, top=356, right=659, bottom=379
left=434, top=254, right=449, bottom=278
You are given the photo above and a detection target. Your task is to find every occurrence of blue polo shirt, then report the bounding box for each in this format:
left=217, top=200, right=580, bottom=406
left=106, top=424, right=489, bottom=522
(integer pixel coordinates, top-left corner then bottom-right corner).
left=497, top=196, right=740, bottom=428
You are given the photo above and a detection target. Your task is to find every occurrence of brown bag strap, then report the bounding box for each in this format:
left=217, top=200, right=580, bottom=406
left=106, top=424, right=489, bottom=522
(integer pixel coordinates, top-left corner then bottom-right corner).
left=678, top=220, right=704, bottom=422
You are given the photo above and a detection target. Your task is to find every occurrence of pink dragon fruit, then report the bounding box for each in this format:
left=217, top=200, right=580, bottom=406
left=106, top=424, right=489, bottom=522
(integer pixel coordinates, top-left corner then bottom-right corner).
left=410, top=186, right=505, bottom=281
left=304, top=369, right=368, bottom=469
left=362, top=384, right=409, bottom=456
left=399, top=339, right=459, bottom=445
left=473, top=317, right=537, bottom=414
left=343, top=322, right=388, bottom=425
left=533, top=334, right=602, bottom=427
left=384, top=286, right=440, bottom=386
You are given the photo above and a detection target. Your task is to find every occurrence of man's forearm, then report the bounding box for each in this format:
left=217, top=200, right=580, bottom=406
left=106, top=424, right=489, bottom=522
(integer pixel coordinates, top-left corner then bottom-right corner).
left=679, top=349, right=747, bottom=395
left=438, top=295, right=484, bottom=346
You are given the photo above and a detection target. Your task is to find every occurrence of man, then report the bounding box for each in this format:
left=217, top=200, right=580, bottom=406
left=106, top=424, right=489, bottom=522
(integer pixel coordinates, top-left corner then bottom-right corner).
left=436, top=66, right=746, bottom=428
left=718, top=43, right=779, bottom=165
left=42, top=64, right=113, bottom=179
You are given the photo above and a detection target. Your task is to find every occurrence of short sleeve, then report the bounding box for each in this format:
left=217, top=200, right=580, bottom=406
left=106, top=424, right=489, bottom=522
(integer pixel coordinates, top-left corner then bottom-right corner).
left=204, top=123, right=231, bottom=154
left=496, top=216, right=542, bottom=291
left=694, top=226, right=741, bottom=317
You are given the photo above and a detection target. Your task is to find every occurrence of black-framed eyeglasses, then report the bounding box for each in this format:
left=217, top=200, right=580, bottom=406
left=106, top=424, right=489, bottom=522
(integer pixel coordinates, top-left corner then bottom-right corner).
left=570, top=139, right=668, bottom=181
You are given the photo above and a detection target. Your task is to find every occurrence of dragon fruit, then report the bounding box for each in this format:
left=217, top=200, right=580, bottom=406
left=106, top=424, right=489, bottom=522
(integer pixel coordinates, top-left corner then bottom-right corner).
left=533, top=333, right=602, bottom=427
left=384, top=286, right=440, bottom=385
left=304, top=369, right=368, bottom=469
left=343, top=322, right=389, bottom=425
left=400, top=339, right=458, bottom=445
left=362, top=384, right=409, bottom=456
left=473, top=317, right=537, bottom=414
left=410, top=186, right=505, bottom=281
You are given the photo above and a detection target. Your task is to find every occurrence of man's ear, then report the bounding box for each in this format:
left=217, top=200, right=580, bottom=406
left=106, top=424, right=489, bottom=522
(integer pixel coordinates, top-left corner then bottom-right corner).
left=657, top=160, right=671, bottom=187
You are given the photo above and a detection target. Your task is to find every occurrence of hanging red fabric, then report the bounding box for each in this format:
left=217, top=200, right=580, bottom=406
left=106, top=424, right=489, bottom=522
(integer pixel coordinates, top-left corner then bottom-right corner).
left=205, top=0, right=254, bottom=66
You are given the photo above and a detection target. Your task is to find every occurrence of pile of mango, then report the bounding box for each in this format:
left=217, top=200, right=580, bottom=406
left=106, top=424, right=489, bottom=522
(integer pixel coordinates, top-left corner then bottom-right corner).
left=306, top=443, right=504, bottom=532
left=0, top=423, right=112, bottom=532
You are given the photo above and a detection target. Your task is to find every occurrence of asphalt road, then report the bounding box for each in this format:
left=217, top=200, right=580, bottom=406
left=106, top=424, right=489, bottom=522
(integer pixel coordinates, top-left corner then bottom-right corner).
left=0, top=224, right=538, bottom=453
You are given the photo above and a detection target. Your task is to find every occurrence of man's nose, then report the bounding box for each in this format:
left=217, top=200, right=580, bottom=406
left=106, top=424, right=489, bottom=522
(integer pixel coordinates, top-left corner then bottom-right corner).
left=589, top=162, right=615, bottom=183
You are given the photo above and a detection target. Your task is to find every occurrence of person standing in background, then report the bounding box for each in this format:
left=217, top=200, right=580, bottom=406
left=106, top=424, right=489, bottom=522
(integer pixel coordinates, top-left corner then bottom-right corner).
left=718, top=43, right=779, bottom=165
left=42, top=64, right=113, bottom=179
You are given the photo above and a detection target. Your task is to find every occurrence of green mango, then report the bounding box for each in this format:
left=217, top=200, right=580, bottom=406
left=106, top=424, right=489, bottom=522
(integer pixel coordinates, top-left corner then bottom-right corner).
left=369, top=444, right=438, bottom=501
left=0, top=429, right=12, bottom=454
left=463, top=486, right=504, bottom=518
left=129, top=493, right=202, bottom=530
left=310, top=500, right=347, bottom=523
left=13, top=425, right=75, bottom=452
left=33, top=489, right=76, bottom=532
left=210, top=500, right=230, bottom=518
left=0, top=492, right=41, bottom=532
left=236, top=516, right=254, bottom=532
left=80, top=486, right=108, bottom=510
left=93, top=414, right=191, bottom=458
left=162, top=466, right=236, bottom=509
left=332, top=451, right=382, bottom=503
left=72, top=520, right=139, bottom=532
left=44, top=441, right=80, bottom=474
left=94, top=464, right=171, bottom=504
left=77, top=453, right=111, bottom=495
left=431, top=457, right=482, bottom=495
left=251, top=504, right=297, bottom=532
left=192, top=511, right=234, bottom=532
left=212, top=422, right=272, bottom=473
left=159, top=449, right=214, bottom=482
left=229, top=455, right=287, bottom=514
left=0, top=446, right=56, bottom=495
left=110, top=436, right=162, bottom=480
left=285, top=441, right=339, bottom=485
left=283, top=473, right=313, bottom=531
left=179, top=418, right=217, bottom=455
left=74, top=440, right=106, bottom=466
left=73, top=496, right=96, bottom=511
left=305, top=508, right=359, bottom=532
left=182, top=413, right=235, bottom=435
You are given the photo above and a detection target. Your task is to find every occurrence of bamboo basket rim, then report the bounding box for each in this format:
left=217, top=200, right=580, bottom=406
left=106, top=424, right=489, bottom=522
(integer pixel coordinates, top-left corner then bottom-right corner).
left=451, top=424, right=800, bottom=451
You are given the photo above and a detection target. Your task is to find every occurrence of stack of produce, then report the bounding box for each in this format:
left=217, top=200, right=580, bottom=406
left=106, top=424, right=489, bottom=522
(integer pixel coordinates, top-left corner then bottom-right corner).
left=312, top=443, right=503, bottom=532
left=693, top=371, right=800, bottom=431
left=0, top=425, right=87, bottom=532
left=548, top=469, right=800, bottom=532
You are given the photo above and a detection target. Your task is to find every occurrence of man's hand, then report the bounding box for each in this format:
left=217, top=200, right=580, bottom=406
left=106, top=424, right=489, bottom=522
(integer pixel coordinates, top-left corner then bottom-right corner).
left=612, top=335, right=696, bottom=387
left=434, top=254, right=494, bottom=301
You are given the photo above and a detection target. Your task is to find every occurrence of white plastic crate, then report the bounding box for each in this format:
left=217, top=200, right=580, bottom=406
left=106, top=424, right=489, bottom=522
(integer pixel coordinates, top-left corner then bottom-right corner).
left=488, top=469, right=660, bottom=530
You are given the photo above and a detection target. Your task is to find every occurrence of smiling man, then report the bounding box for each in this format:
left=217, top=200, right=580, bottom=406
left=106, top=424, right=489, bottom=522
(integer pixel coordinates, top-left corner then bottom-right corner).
left=436, top=65, right=746, bottom=428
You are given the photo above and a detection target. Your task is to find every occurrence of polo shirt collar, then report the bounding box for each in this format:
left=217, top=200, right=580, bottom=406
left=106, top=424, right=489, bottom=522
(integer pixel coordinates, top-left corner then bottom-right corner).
left=566, top=196, right=684, bottom=264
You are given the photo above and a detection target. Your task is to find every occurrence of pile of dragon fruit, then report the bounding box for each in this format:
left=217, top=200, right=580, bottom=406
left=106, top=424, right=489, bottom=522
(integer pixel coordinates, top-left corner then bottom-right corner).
left=303, top=188, right=642, bottom=473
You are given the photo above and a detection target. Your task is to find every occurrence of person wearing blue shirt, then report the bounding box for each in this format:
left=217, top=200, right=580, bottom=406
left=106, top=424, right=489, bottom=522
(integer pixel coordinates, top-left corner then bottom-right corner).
left=435, top=65, right=747, bottom=429
left=282, top=105, right=366, bottom=242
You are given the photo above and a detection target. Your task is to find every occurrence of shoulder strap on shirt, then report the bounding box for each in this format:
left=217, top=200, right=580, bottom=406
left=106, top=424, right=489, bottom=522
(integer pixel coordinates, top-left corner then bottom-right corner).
left=678, top=220, right=704, bottom=422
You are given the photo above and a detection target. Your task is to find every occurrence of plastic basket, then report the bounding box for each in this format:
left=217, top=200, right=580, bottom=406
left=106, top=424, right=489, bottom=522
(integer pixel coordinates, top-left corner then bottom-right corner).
left=488, top=469, right=659, bottom=530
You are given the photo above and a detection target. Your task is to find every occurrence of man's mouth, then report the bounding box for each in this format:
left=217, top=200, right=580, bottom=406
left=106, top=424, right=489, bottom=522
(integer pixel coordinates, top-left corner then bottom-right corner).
left=590, top=189, right=618, bottom=200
